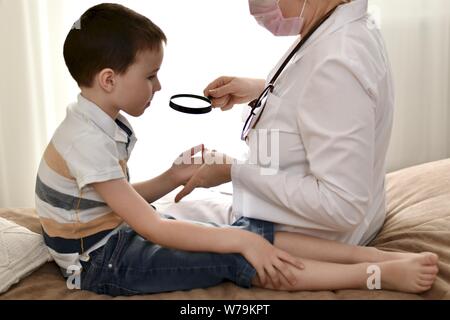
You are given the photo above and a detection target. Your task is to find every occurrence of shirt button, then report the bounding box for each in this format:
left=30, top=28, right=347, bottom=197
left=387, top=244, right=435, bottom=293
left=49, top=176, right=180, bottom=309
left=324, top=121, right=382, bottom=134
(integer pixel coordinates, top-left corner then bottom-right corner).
left=108, top=264, right=113, bottom=268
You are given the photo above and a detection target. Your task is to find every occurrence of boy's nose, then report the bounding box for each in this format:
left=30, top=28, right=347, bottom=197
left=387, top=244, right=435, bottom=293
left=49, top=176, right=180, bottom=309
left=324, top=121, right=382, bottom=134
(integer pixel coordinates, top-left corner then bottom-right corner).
left=154, top=79, right=162, bottom=92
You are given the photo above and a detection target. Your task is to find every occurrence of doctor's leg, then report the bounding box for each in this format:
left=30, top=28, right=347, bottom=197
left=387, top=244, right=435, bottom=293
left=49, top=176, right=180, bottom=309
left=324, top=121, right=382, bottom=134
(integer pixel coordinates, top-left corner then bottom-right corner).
left=273, top=232, right=432, bottom=264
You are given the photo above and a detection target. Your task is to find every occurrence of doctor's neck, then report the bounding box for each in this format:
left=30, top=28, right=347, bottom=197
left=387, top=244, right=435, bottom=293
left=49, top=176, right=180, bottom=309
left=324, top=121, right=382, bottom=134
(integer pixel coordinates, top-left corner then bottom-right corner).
left=300, top=0, right=351, bottom=37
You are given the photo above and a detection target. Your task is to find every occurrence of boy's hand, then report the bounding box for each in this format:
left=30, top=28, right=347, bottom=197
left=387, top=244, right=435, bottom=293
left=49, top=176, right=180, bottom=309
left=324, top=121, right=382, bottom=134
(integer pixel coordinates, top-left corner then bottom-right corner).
left=169, top=144, right=204, bottom=186
left=174, top=150, right=235, bottom=203
left=241, top=233, right=305, bottom=288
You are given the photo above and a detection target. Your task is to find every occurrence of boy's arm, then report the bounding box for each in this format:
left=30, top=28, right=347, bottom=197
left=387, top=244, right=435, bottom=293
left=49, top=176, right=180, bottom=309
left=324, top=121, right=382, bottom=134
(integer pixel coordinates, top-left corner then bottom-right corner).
left=92, top=178, right=304, bottom=286
left=95, top=178, right=245, bottom=252
left=131, top=144, right=204, bottom=203
left=131, top=169, right=179, bottom=204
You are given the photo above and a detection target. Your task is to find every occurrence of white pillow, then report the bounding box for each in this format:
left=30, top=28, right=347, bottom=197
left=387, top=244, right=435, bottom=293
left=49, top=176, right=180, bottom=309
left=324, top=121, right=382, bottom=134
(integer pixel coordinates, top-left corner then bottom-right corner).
left=0, top=217, right=53, bottom=294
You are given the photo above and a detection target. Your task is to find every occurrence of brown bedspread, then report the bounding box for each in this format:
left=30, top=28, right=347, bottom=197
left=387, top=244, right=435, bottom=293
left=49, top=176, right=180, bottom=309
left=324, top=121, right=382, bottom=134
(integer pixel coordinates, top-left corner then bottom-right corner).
left=1, top=159, right=450, bottom=300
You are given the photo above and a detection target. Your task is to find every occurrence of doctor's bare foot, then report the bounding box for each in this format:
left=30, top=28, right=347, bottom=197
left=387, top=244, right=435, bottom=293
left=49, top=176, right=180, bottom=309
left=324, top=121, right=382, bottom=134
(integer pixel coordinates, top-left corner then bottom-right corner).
left=251, top=252, right=439, bottom=293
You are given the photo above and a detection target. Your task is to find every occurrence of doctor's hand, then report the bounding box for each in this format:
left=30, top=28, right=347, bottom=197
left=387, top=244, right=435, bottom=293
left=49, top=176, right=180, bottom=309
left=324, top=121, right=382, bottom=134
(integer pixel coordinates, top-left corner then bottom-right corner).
left=204, top=77, right=266, bottom=111
left=174, top=150, right=235, bottom=203
left=169, top=144, right=204, bottom=187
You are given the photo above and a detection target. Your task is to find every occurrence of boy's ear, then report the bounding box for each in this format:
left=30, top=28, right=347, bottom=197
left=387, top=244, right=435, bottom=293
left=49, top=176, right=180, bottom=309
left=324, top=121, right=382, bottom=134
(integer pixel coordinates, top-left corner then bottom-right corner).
left=97, top=68, right=116, bottom=93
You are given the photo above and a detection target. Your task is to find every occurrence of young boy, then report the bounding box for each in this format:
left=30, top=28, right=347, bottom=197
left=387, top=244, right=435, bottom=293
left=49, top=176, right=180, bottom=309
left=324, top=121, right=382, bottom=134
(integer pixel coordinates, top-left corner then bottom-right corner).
left=35, top=3, right=302, bottom=296
left=36, top=3, right=438, bottom=296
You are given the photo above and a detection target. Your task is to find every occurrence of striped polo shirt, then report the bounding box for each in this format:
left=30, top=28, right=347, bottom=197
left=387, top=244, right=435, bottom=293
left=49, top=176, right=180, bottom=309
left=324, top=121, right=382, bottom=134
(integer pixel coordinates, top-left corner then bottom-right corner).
left=35, top=94, right=137, bottom=276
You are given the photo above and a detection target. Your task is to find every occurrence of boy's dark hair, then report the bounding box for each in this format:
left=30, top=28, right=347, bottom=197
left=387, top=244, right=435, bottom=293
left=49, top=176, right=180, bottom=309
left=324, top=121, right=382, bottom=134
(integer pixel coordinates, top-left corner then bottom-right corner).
left=63, top=3, right=167, bottom=87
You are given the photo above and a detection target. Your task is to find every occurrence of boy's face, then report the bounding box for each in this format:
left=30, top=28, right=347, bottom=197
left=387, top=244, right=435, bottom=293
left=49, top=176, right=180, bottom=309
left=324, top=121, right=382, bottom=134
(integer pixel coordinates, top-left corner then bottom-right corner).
left=113, top=47, right=164, bottom=117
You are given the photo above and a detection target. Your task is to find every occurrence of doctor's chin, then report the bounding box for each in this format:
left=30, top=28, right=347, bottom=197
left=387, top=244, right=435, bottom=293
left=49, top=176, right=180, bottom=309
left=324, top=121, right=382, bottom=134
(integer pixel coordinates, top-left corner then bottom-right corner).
left=1, top=0, right=449, bottom=309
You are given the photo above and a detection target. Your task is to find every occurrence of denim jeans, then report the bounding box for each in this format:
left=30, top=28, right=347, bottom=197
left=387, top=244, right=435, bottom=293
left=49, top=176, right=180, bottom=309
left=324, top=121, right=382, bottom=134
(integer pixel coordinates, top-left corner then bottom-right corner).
left=80, top=216, right=274, bottom=296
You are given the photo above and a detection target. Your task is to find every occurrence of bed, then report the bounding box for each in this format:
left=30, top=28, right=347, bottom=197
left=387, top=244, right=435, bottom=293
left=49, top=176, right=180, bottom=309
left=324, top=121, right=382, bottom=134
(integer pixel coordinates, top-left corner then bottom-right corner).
left=1, top=159, right=449, bottom=300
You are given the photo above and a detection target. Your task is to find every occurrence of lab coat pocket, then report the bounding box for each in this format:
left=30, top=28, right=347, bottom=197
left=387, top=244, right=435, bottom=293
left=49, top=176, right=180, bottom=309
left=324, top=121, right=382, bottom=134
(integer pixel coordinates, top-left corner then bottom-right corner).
left=269, top=94, right=299, bottom=134
left=253, top=91, right=283, bottom=130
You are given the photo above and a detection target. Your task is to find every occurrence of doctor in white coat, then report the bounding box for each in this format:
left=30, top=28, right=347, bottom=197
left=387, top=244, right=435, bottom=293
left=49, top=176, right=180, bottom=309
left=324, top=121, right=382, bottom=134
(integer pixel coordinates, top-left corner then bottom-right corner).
left=176, top=0, right=394, bottom=247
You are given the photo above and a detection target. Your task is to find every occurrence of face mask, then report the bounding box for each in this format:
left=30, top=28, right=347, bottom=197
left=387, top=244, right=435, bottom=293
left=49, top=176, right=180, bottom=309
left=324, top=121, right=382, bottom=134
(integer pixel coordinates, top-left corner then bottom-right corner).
left=249, top=0, right=308, bottom=36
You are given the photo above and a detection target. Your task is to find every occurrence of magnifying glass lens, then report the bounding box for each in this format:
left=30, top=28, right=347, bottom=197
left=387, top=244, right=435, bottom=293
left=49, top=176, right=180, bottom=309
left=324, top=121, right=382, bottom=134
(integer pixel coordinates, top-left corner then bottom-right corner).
left=171, top=97, right=211, bottom=109
left=169, top=94, right=212, bottom=114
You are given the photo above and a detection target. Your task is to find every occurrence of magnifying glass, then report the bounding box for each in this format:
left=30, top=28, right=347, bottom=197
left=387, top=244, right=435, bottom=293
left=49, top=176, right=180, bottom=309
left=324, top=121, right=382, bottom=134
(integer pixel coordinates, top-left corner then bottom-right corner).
left=169, top=94, right=213, bottom=114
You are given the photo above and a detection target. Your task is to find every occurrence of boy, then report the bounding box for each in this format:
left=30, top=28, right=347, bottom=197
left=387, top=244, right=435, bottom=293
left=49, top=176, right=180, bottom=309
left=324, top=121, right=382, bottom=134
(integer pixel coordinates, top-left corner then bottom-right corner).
left=35, top=3, right=302, bottom=296
left=36, top=3, right=438, bottom=296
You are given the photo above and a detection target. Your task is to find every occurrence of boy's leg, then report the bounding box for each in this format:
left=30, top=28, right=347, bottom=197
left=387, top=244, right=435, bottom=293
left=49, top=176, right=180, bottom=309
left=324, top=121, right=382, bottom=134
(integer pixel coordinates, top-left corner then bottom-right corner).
left=81, top=227, right=256, bottom=296
left=253, top=253, right=439, bottom=293
left=274, top=232, right=425, bottom=264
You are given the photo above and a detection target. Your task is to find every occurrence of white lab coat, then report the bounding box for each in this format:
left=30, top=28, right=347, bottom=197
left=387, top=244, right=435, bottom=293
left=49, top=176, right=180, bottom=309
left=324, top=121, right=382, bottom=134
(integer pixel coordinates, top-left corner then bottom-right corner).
left=231, top=0, right=394, bottom=245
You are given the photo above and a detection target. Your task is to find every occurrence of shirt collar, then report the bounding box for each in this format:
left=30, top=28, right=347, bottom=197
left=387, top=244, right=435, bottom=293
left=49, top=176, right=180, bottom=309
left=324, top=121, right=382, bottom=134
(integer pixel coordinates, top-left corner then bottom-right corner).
left=71, top=93, right=135, bottom=144
left=292, top=0, right=369, bottom=63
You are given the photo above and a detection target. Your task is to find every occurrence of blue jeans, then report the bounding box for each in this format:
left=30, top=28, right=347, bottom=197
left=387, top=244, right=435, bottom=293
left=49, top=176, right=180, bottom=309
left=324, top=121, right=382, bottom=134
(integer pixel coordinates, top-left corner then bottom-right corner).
left=80, top=216, right=274, bottom=296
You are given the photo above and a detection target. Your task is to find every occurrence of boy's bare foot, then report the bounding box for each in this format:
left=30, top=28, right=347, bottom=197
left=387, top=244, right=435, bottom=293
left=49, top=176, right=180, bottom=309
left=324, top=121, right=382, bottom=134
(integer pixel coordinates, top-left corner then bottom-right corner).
left=379, top=252, right=439, bottom=293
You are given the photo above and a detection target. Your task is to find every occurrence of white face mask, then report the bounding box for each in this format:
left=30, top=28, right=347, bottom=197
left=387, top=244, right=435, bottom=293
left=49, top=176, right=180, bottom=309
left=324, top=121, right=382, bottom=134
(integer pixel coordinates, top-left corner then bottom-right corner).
left=249, top=0, right=308, bottom=36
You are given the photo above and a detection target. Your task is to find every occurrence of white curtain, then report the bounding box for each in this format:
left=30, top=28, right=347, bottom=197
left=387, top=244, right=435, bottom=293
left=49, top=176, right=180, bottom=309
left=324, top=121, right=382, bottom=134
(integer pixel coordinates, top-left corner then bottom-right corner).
left=0, top=0, right=69, bottom=208
left=370, top=0, right=450, bottom=172
left=1, top=0, right=449, bottom=207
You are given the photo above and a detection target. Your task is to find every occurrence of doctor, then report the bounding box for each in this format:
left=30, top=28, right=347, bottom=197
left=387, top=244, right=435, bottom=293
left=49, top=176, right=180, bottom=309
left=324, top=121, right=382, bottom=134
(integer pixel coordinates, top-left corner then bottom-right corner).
left=176, top=0, right=395, bottom=246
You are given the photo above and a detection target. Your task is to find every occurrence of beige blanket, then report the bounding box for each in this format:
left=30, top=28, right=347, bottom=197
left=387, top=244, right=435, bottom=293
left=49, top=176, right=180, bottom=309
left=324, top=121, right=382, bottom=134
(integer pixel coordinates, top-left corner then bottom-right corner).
left=1, top=159, right=450, bottom=300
